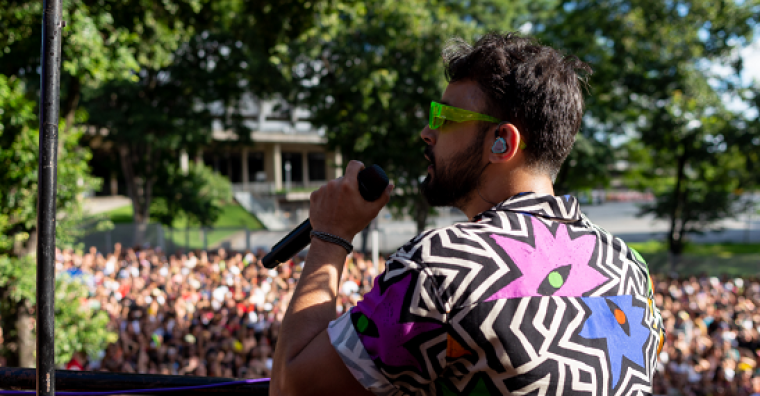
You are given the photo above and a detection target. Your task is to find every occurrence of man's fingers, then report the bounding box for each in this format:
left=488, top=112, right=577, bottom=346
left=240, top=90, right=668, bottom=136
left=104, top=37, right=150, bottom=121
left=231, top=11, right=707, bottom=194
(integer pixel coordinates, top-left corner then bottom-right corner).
left=386, top=184, right=394, bottom=201
left=343, top=160, right=365, bottom=186
left=378, top=184, right=394, bottom=208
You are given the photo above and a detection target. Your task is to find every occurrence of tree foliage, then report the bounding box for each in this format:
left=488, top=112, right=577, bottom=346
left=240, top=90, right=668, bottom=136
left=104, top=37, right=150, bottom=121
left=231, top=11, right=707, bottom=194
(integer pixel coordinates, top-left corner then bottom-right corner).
left=0, top=255, right=117, bottom=366
left=624, top=79, right=750, bottom=259
left=288, top=0, right=547, bottom=232
left=72, top=0, right=231, bottom=229
left=79, top=0, right=342, bottom=232
left=0, top=75, right=102, bottom=257
left=553, top=134, right=615, bottom=195
left=2, top=0, right=282, bottom=233
left=151, top=163, right=233, bottom=227
left=538, top=0, right=759, bottom=261
left=731, top=83, right=760, bottom=193
left=0, top=74, right=110, bottom=366
left=0, top=1, right=137, bottom=366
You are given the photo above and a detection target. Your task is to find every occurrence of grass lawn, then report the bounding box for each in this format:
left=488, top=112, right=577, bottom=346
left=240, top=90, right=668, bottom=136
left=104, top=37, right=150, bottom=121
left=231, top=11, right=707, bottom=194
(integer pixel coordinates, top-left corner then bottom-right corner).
left=628, top=240, right=760, bottom=277
left=275, top=187, right=319, bottom=194
left=105, top=203, right=264, bottom=249
left=169, top=204, right=264, bottom=229
left=164, top=228, right=240, bottom=250
left=107, top=205, right=135, bottom=224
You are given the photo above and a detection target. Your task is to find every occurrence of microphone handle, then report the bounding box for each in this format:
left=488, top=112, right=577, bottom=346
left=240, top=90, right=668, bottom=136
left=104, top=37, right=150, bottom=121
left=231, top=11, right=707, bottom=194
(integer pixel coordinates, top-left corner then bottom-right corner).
left=261, top=164, right=389, bottom=268
left=261, top=218, right=312, bottom=268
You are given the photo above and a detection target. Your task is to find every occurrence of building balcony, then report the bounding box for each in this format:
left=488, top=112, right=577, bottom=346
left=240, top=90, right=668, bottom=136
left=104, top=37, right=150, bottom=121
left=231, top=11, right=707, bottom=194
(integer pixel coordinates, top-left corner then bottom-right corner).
left=232, top=181, right=327, bottom=199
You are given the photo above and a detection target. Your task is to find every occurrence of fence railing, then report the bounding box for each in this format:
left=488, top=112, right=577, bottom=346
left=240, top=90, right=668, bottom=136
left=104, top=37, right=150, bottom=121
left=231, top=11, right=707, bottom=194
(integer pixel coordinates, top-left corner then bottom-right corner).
left=231, top=181, right=327, bottom=195
left=79, top=225, right=274, bottom=255
left=78, top=210, right=473, bottom=256
left=0, top=368, right=269, bottom=396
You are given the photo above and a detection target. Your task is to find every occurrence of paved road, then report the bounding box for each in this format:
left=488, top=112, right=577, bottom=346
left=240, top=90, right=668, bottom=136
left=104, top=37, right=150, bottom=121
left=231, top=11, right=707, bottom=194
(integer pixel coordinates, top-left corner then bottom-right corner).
left=83, top=196, right=132, bottom=215
left=583, top=202, right=759, bottom=243
left=227, top=202, right=760, bottom=254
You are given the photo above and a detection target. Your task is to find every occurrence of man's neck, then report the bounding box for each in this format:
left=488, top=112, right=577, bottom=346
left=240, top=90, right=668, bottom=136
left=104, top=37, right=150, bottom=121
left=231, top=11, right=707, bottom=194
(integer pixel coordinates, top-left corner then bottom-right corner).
left=459, top=168, right=555, bottom=220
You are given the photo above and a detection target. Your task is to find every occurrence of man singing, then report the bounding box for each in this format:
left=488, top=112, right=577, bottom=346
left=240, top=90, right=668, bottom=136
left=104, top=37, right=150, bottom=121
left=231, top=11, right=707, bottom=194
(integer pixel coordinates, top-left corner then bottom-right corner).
left=271, top=32, right=664, bottom=396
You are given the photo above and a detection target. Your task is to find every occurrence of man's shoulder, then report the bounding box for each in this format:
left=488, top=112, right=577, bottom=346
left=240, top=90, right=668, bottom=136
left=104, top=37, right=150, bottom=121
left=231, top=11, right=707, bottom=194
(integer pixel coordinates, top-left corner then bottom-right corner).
left=578, top=213, right=649, bottom=268
left=386, top=210, right=653, bottom=302
left=385, top=211, right=534, bottom=282
left=389, top=210, right=604, bottom=266
left=391, top=215, right=517, bottom=259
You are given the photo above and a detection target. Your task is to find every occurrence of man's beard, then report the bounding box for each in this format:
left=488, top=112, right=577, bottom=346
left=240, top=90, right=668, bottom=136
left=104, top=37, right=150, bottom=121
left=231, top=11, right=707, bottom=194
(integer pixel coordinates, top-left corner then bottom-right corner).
left=421, top=131, right=487, bottom=208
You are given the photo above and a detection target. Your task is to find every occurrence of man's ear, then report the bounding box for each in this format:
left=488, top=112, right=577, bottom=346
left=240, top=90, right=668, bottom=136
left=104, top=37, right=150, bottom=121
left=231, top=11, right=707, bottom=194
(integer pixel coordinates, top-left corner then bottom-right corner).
left=489, top=122, right=522, bottom=164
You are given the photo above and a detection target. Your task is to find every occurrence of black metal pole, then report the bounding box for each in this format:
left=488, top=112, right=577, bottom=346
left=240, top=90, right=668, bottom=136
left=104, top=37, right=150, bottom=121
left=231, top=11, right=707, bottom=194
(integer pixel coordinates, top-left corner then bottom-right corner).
left=37, top=0, right=63, bottom=395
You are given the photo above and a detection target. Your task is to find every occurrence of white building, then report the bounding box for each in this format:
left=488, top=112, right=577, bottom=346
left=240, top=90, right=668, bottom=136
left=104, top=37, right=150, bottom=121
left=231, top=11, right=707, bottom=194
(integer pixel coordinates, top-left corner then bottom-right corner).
left=201, top=94, right=342, bottom=196
left=87, top=94, right=337, bottom=229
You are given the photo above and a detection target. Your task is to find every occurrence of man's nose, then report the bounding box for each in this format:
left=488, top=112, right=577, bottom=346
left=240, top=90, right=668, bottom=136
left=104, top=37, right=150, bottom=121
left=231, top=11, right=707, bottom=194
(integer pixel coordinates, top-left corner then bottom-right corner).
left=420, top=125, right=435, bottom=145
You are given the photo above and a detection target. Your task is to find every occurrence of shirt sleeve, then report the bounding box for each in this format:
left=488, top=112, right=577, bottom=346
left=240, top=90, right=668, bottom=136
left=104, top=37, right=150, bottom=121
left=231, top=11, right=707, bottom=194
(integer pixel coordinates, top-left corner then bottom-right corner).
left=328, top=258, right=448, bottom=395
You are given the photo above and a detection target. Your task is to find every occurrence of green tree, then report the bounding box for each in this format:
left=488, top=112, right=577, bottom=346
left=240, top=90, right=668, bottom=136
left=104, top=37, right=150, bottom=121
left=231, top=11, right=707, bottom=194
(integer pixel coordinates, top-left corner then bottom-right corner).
left=553, top=134, right=615, bottom=195
left=0, top=75, right=102, bottom=258
left=732, top=82, right=760, bottom=199
left=0, top=0, right=207, bottom=132
left=0, top=255, right=117, bottom=367
left=81, top=55, right=225, bottom=238
left=74, top=1, right=227, bottom=235
left=0, top=75, right=110, bottom=367
left=1, top=0, right=217, bottom=242
left=0, top=0, right=333, bottom=366
left=0, top=1, right=128, bottom=365
left=79, top=0, right=342, bottom=237
left=538, top=0, right=758, bottom=263
left=151, top=163, right=233, bottom=228
left=624, top=81, right=750, bottom=268
left=289, top=0, right=544, bottom=233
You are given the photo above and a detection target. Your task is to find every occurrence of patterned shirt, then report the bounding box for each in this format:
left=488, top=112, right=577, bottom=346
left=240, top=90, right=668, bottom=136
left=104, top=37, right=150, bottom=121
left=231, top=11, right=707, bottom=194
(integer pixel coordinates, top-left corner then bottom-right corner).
left=328, top=193, right=665, bottom=396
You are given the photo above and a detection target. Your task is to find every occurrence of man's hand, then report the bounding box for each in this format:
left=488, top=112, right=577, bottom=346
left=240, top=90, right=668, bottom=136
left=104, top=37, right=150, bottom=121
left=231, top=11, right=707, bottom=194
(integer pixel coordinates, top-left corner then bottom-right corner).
left=271, top=161, right=391, bottom=396
left=308, top=160, right=393, bottom=241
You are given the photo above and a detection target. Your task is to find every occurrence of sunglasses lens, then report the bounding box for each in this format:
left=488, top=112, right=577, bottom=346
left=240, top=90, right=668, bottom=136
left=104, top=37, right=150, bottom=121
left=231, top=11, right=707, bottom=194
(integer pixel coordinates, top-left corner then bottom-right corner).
left=429, top=102, right=442, bottom=129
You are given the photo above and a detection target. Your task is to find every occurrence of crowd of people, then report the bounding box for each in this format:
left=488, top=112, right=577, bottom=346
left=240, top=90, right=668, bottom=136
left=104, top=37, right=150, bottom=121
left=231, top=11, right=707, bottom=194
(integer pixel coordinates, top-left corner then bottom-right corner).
left=53, top=243, right=760, bottom=395
left=653, top=275, right=760, bottom=396
left=56, top=243, right=380, bottom=379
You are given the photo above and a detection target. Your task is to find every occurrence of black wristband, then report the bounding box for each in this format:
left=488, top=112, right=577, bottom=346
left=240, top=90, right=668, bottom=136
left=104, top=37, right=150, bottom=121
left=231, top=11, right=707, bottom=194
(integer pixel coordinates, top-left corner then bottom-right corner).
left=310, top=231, right=353, bottom=254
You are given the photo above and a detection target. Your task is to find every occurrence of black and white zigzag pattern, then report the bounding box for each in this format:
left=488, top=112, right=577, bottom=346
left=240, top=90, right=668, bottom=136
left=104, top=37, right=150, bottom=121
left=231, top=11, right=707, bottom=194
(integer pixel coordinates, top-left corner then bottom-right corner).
left=330, top=193, right=664, bottom=396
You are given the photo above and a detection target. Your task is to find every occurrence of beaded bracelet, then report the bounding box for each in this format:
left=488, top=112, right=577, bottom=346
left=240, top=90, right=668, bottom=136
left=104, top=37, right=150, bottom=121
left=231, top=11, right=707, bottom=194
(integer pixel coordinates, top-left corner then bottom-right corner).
left=310, top=231, right=353, bottom=254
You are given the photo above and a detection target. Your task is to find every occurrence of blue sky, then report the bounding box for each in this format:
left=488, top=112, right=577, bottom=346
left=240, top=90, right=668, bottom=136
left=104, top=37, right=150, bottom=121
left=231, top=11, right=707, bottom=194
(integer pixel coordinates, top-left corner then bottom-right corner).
left=709, top=28, right=760, bottom=118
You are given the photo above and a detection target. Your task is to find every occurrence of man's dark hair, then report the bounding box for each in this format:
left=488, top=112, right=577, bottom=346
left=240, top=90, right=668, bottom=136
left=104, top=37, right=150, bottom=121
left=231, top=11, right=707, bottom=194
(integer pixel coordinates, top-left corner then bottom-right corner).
left=443, top=32, right=592, bottom=179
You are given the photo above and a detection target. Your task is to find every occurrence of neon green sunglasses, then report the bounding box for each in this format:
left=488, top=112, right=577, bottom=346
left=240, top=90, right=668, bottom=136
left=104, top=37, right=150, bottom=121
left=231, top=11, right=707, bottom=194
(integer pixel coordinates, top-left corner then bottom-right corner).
left=428, top=101, right=527, bottom=149
left=429, top=101, right=501, bottom=130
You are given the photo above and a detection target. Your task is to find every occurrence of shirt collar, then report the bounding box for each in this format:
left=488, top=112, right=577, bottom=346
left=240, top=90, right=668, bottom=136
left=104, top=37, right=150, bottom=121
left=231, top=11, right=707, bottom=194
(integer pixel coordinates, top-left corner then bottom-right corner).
left=474, top=192, right=582, bottom=223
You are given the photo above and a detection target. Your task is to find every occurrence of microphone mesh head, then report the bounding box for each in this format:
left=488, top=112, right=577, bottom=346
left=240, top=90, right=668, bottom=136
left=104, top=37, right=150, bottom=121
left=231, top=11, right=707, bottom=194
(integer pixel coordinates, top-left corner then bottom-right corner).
left=358, top=165, right=389, bottom=202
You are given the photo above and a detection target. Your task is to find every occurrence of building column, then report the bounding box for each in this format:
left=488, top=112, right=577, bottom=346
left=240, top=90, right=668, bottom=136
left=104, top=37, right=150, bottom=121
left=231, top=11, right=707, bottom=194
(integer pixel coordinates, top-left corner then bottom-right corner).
left=180, top=149, right=189, bottom=175
left=110, top=171, right=118, bottom=196
left=226, top=148, right=233, bottom=181
left=334, top=151, right=343, bottom=179
left=302, top=151, right=310, bottom=187
left=258, top=98, right=269, bottom=131
left=242, top=147, right=249, bottom=190
left=273, top=143, right=282, bottom=191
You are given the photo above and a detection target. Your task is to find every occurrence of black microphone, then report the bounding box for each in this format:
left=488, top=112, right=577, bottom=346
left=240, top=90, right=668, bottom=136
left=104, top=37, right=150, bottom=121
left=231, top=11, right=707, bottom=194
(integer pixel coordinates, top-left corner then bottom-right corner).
left=261, top=164, right=389, bottom=268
